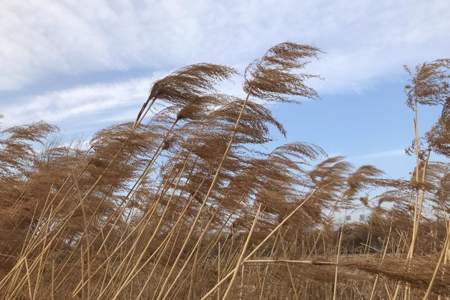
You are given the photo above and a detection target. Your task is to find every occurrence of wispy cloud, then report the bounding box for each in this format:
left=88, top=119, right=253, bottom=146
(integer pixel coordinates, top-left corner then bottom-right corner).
left=1, top=76, right=158, bottom=127
left=1, top=0, right=449, bottom=93
left=1, top=0, right=449, bottom=171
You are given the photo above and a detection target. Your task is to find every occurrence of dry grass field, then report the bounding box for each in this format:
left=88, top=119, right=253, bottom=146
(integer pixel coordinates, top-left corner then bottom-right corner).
left=0, top=42, right=449, bottom=299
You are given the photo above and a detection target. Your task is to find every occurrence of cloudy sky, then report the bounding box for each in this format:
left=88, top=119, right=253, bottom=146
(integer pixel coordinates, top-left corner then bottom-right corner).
left=1, top=0, right=449, bottom=178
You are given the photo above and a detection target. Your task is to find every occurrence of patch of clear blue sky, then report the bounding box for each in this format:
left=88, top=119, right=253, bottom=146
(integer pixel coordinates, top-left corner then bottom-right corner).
left=271, top=78, right=442, bottom=180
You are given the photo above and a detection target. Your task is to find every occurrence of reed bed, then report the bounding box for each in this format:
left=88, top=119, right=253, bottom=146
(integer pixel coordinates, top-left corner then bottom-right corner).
left=0, top=42, right=449, bottom=299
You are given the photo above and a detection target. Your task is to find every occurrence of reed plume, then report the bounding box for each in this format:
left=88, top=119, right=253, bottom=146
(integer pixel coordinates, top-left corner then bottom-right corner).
left=0, top=42, right=449, bottom=300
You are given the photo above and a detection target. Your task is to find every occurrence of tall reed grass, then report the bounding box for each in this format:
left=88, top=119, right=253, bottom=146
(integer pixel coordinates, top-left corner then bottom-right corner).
left=0, top=42, right=449, bottom=299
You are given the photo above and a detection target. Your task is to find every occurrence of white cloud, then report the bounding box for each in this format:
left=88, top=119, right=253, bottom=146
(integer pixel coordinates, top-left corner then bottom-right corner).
left=1, top=0, right=449, bottom=137
left=0, top=76, right=157, bottom=128
left=1, top=0, right=449, bottom=93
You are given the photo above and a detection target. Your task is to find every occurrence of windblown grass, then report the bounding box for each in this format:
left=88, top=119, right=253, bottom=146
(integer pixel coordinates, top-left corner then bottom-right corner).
left=0, top=42, right=449, bottom=299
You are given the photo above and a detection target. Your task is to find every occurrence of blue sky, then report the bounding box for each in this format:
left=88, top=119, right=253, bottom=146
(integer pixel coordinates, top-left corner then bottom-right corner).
left=1, top=0, right=449, bottom=179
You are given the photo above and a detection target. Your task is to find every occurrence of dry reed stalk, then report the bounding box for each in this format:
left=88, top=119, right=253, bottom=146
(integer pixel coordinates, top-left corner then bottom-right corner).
left=95, top=159, right=189, bottom=299
left=200, top=188, right=318, bottom=299
left=144, top=228, right=181, bottom=299
left=101, top=175, right=208, bottom=298
left=1, top=43, right=448, bottom=300
left=258, top=232, right=280, bottom=300
left=133, top=97, right=156, bottom=129
left=92, top=170, right=176, bottom=257
left=279, top=231, right=300, bottom=299
left=245, top=259, right=336, bottom=266
left=423, top=220, right=450, bottom=300
left=369, top=223, right=392, bottom=300
left=91, top=124, right=180, bottom=258
left=71, top=166, right=182, bottom=295
left=222, top=204, right=261, bottom=300
left=333, top=226, right=344, bottom=300
left=217, top=242, right=221, bottom=300
left=154, top=94, right=251, bottom=299
left=157, top=213, right=217, bottom=300
left=238, top=264, right=245, bottom=300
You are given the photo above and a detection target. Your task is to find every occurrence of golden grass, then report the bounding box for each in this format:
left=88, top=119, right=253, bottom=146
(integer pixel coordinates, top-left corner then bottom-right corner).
left=0, top=42, right=449, bottom=299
